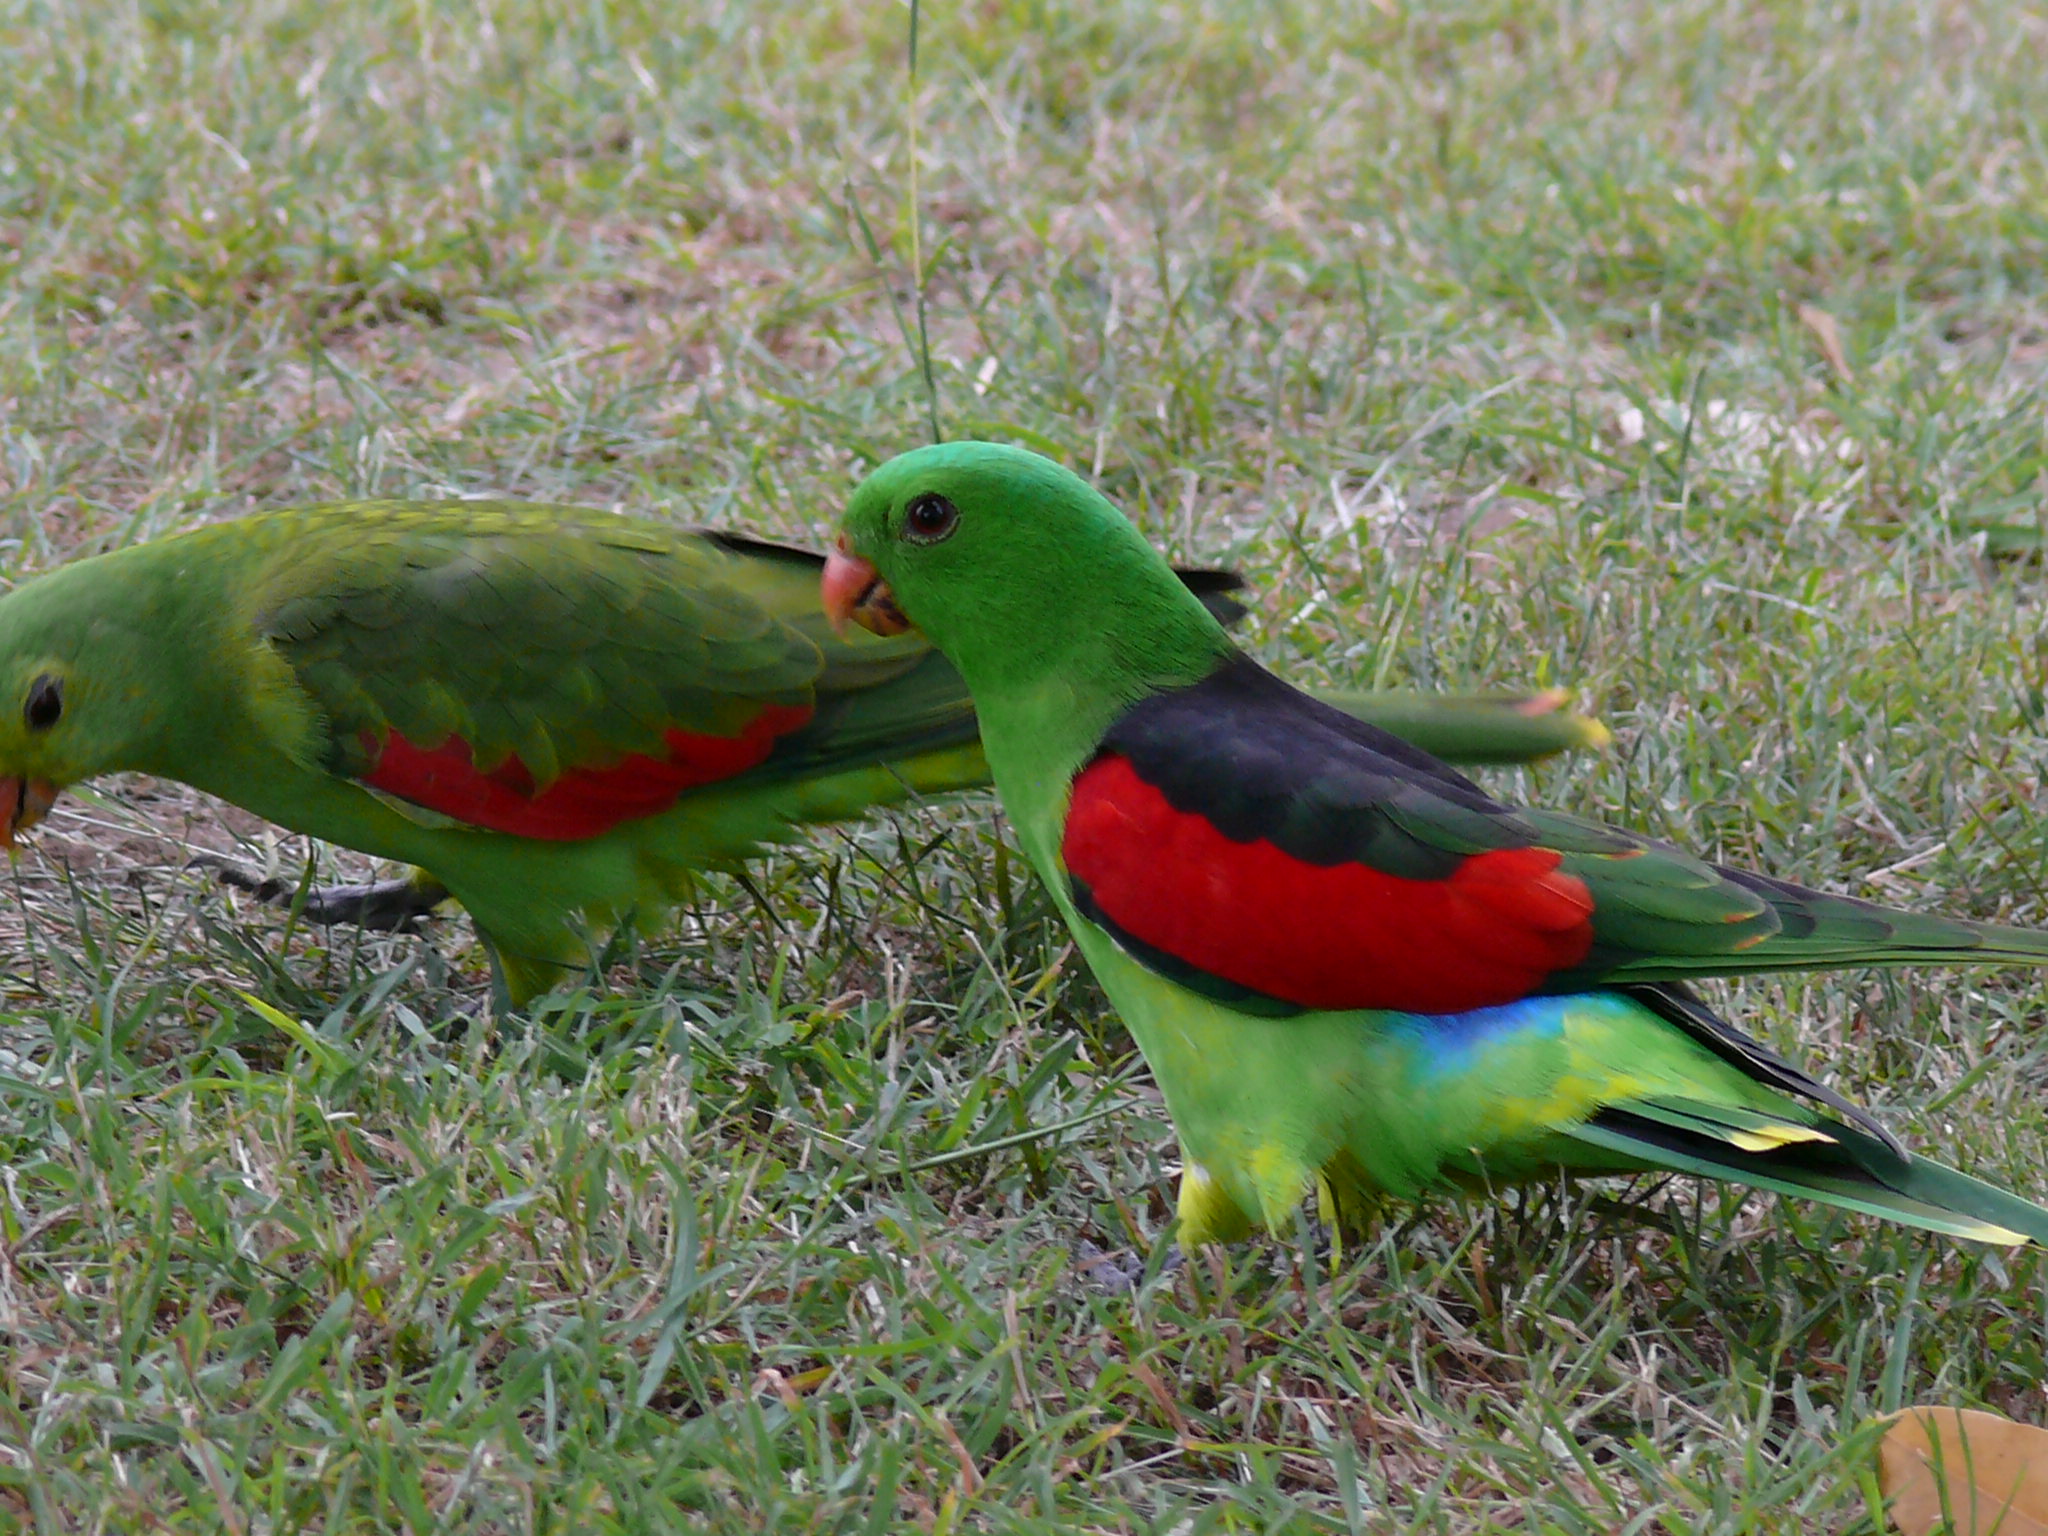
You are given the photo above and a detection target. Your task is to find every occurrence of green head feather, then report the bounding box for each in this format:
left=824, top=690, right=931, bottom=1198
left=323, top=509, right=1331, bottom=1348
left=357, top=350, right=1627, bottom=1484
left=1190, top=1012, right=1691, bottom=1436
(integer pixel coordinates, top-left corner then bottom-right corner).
left=838, top=442, right=1235, bottom=716
left=0, top=545, right=209, bottom=790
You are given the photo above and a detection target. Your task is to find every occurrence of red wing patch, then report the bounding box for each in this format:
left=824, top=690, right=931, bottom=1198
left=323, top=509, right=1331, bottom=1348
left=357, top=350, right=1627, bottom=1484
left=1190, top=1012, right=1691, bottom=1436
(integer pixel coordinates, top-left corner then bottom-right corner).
left=359, top=704, right=814, bottom=840
left=1063, top=754, right=1594, bottom=1014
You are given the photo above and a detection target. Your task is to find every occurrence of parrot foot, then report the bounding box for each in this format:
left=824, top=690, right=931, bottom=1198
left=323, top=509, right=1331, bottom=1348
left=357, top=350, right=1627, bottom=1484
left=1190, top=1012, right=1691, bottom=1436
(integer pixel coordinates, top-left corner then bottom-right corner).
left=196, top=858, right=452, bottom=933
left=1071, top=1240, right=1183, bottom=1295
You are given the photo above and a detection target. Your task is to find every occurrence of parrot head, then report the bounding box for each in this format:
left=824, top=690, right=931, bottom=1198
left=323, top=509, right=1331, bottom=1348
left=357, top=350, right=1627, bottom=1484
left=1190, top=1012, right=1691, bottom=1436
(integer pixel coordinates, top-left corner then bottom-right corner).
left=0, top=665, right=67, bottom=844
left=0, top=557, right=174, bottom=846
left=824, top=441, right=1234, bottom=696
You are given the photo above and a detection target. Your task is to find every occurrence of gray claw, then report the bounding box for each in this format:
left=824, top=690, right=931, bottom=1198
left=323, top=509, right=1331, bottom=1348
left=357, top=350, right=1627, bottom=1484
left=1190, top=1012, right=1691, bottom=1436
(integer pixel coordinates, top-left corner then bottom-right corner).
left=195, top=858, right=450, bottom=934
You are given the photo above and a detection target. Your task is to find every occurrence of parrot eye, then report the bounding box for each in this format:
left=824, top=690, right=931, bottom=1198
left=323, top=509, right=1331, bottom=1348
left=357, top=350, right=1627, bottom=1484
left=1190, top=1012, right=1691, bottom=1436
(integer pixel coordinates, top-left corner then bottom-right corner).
left=902, top=493, right=960, bottom=545
left=23, top=674, right=62, bottom=732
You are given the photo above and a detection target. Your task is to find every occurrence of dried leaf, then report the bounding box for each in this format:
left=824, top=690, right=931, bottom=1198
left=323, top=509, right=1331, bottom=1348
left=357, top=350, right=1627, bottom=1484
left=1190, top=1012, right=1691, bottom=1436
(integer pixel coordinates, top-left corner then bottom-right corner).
left=1878, top=1406, right=2048, bottom=1536
left=1797, top=301, right=1855, bottom=382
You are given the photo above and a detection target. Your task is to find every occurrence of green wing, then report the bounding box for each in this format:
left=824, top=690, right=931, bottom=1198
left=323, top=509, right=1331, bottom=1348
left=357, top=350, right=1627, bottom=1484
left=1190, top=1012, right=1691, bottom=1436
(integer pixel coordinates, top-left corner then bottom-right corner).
left=243, top=501, right=936, bottom=836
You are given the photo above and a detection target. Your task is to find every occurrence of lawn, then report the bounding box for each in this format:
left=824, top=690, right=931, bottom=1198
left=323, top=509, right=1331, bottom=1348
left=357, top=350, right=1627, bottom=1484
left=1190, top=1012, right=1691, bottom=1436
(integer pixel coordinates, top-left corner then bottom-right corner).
left=3, top=0, right=2048, bottom=1529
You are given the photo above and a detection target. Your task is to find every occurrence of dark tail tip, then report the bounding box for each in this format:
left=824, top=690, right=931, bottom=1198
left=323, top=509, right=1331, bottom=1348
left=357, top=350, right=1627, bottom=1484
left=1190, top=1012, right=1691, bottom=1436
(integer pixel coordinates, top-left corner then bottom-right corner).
left=1175, top=565, right=1249, bottom=627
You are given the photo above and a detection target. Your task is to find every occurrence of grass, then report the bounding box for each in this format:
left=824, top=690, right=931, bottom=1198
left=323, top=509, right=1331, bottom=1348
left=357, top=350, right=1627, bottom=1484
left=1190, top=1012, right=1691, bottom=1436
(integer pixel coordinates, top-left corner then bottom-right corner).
left=4, top=0, right=2048, bottom=1527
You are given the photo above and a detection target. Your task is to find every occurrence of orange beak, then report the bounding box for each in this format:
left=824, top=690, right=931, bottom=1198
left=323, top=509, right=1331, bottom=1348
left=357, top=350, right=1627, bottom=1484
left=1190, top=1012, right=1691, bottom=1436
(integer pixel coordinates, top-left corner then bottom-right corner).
left=821, top=537, right=913, bottom=636
left=0, top=777, right=57, bottom=847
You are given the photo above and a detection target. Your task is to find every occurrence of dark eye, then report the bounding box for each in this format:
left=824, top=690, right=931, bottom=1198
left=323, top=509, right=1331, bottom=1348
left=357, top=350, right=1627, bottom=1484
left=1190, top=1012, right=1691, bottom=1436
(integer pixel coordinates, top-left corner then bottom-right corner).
left=24, top=674, right=62, bottom=732
left=902, top=492, right=960, bottom=545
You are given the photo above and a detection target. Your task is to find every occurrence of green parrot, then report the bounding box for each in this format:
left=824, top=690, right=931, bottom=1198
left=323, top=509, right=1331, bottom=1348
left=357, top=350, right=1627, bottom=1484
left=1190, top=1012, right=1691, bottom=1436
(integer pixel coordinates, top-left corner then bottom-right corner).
left=0, top=500, right=1603, bottom=1007
left=826, top=442, right=2048, bottom=1249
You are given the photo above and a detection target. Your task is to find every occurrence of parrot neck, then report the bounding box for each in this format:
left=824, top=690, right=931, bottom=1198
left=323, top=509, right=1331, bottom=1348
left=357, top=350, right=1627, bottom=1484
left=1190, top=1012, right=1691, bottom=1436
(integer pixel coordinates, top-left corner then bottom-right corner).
left=942, top=572, right=1237, bottom=887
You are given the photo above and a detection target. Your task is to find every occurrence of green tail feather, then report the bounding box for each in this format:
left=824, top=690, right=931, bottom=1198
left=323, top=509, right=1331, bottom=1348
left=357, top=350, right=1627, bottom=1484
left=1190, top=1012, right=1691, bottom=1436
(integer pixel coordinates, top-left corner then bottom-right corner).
left=756, top=652, right=985, bottom=788
left=1568, top=1107, right=2048, bottom=1246
left=1324, top=687, right=1611, bottom=763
